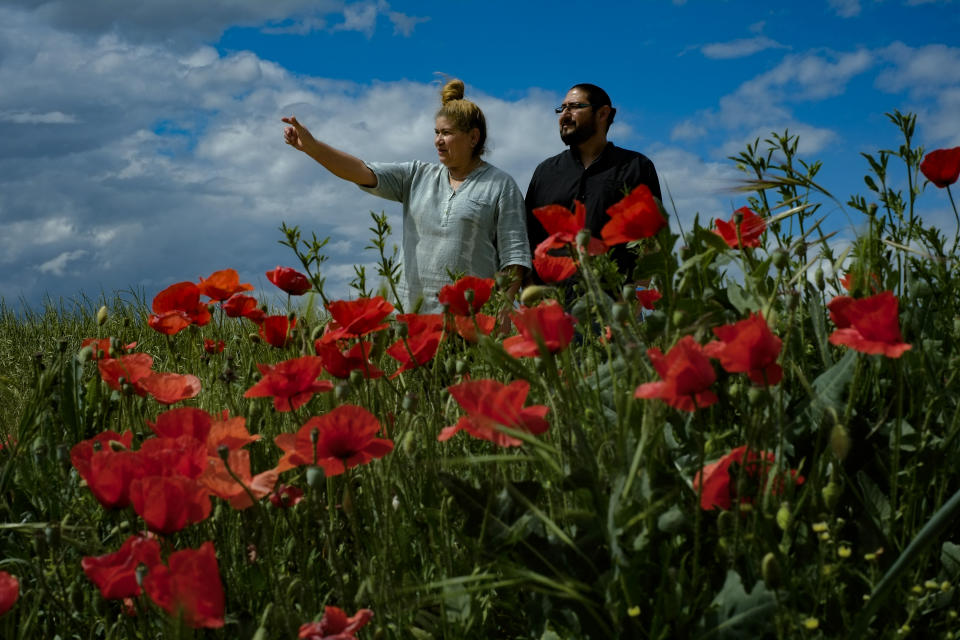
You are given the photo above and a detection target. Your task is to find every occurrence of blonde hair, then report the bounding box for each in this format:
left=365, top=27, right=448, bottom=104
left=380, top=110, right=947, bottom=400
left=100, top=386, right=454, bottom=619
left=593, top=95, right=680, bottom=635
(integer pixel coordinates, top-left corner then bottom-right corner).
left=436, top=79, right=487, bottom=157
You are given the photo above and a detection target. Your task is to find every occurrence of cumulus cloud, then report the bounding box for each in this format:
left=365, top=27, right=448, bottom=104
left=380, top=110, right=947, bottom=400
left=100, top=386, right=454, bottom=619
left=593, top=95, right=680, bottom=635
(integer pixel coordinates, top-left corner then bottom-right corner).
left=827, top=0, right=862, bottom=17
left=701, top=36, right=787, bottom=60
left=0, top=7, right=552, bottom=307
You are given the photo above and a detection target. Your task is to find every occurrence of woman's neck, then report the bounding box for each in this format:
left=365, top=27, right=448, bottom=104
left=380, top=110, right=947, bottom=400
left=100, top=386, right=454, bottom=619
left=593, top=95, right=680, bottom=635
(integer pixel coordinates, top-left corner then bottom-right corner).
left=447, top=157, right=482, bottom=182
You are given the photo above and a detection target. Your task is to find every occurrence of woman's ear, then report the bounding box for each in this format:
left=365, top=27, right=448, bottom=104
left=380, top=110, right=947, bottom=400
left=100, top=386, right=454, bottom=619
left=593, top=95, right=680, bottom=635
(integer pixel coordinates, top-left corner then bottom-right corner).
left=470, top=127, right=480, bottom=148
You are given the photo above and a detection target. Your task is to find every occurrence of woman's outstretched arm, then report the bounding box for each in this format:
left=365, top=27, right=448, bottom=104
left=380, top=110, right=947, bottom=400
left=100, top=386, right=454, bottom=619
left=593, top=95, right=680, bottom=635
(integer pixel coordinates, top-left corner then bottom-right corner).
left=282, top=115, right=377, bottom=187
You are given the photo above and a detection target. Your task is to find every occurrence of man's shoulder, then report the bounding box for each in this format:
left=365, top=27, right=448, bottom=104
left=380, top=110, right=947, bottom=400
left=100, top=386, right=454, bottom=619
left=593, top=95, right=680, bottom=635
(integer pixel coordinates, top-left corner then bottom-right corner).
left=606, top=143, right=655, bottom=166
left=532, top=149, right=573, bottom=173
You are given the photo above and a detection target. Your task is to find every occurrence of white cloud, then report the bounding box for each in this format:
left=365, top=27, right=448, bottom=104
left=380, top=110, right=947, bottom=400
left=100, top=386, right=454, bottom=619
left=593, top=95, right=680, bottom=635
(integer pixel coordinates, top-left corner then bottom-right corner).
left=827, top=0, right=862, bottom=17
left=38, top=250, right=88, bottom=276
left=388, top=11, right=429, bottom=37
left=0, top=110, right=77, bottom=124
left=701, top=36, right=787, bottom=60
left=876, top=42, right=960, bottom=93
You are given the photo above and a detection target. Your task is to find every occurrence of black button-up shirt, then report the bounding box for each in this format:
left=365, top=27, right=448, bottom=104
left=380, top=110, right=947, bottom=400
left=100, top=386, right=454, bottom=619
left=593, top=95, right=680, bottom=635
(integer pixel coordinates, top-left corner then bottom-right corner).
left=524, top=142, right=662, bottom=279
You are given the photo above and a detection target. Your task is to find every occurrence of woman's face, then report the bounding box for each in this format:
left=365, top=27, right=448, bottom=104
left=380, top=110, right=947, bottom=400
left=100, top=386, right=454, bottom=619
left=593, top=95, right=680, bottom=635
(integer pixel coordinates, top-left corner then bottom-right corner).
left=434, top=116, right=478, bottom=169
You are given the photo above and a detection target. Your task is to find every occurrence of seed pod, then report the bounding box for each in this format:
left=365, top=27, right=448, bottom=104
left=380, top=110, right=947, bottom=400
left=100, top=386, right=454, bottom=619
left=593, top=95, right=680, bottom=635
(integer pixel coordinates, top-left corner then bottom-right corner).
left=521, top=285, right=550, bottom=306
left=306, top=465, right=324, bottom=489
left=762, top=552, right=782, bottom=589
left=772, top=248, right=789, bottom=270
left=830, top=424, right=851, bottom=461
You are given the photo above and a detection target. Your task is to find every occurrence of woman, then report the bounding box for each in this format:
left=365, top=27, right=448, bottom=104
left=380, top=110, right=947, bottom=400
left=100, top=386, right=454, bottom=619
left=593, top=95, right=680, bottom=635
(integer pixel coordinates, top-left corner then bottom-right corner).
left=282, top=79, right=531, bottom=317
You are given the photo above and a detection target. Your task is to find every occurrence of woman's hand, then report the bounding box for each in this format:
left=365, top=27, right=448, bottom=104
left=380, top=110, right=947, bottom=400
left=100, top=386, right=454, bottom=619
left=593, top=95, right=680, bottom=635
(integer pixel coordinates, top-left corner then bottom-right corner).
left=279, top=116, right=376, bottom=187
left=282, top=115, right=316, bottom=154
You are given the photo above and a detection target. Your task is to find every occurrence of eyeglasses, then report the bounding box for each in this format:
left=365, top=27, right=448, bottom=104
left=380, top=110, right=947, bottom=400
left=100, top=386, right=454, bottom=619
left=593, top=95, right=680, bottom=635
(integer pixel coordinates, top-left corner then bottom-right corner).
left=554, top=102, right=596, bottom=114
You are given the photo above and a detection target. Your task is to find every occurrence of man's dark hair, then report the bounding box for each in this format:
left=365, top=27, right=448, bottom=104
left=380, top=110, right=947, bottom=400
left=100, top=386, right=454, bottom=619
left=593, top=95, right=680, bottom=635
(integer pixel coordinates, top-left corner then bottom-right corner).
left=569, top=83, right=616, bottom=128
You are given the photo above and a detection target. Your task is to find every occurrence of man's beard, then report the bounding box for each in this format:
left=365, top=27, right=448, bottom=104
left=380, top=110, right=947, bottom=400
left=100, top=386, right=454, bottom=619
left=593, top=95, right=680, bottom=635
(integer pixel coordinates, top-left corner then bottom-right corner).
left=560, top=117, right=597, bottom=146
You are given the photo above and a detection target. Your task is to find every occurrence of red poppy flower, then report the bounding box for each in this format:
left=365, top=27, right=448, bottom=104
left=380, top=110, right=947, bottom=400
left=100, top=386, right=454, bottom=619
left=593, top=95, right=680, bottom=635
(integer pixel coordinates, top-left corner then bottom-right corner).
left=151, top=282, right=212, bottom=328
left=920, top=147, right=960, bottom=188
left=203, top=338, right=225, bottom=354
left=142, top=542, right=225, bottom=629
left=147, top=407, right=212, bottom=442
left=438, top=379, right=550, bottom=447
left=76, top=448, right=141, bottom=509
left=148, top=311, right=193, bottom=336
left=840, top=271, right=881, bottom=293
left=503, top=301, right=576, bottom=358
left=206, top=411, right=260, bottom=455
left=222, top=293, right=264, bottom=322
left=315, top=340, right=383, bottom=379
left=635, top=335, right=717, bottom=411
left=437, top=276, right=494, bottom=316
left=129, top=475, right=212, bottom=534
left=454, top=313, right=496, bottom=343
left=267, top=266, right=312, bottom=296
left=532, top=236, right=578, bottom=283
left=601, top=185, right=666, bottom=245
left=270, top=484, right=304, bottom=508
left=396, top=313, right=448, bottom=334
left=693, top=445, right=804, bottom=511
left=704, top=312, right=782, bottom=385
left=259, top=314, right=297, bottom=348
left=385, top=330, right=443, bottom=378
left=714, top=207, right=766, bottom=249
left=244, top=355, right=333, bottom=412
left=98, top=353, right=155, bottom=393
left=0, top=571, right=19, bottom=617
left=138, top=372, right=202, bottom=405
left=81, top=337, right=137, bottom=360
left=274, top=405, right=393, bottom=475
left=197, top=268, right=253, bottom=301
left=199, top=450, right=278, bottom=510
left=71, top=430, right=135, bottom=480
left=299, top=606, right=374, bottom=640
left=325, top=296, right=394, bottom=339
left=137, top=436, right=208, bottom=479
left=82, top=534, right=162, bottom=600
left=636, top=288, right=662, bottom=310
left=828, top=291, right=912, bottom=357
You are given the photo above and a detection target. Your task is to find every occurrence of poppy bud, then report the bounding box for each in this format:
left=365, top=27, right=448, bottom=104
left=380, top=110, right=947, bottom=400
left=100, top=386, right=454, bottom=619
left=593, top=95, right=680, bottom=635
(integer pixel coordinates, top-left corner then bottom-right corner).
left=822, top=482, right=842, bottom=511
left=311, top=325, right=324, bottom=342
left=520, top=285, right=550, bottom=306
left=762, top=552, right=781, bottom=589
left=464, top=289, right=475, bottom=304
left=716, top=510, right=734, bottom=535
left=401, top=430, right=416, bottom=455
left=402, top=393, right=418, bottom=412
left=867, top=203, right=878, bottom=217
left=78, top=345, right=94, bottom=362
left=776, top=503, right=792, bottom=531
left=830, top=424, right=851, bottom=461
left=814, top=267, right=825, bottom=291
left=747, top=387, right=764, bottom=405
left=772, top=248, right=789, bottom=270
left=248, top=332, right=261, bottom=343
left=444, top=357, right=456, bottom=376
left=671, top=310, right=687, bottom=327
left=96, top=305, right=108, bottom=326
left=455, top=359, right=468, bottom=375
left=217, top=444, right=230, bottom=462
left=622, top=285, right=636, bottom=302
left=335, top=382, right=350, bottom=400
left=306, top=465, right=324, bottom=489
left=349, top=369, right=364, bottom=385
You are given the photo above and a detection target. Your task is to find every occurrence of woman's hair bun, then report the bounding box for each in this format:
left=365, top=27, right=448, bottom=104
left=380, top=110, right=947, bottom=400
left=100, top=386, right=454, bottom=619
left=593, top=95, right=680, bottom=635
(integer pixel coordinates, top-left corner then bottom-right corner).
left=440, top=79, right=465, bottom=105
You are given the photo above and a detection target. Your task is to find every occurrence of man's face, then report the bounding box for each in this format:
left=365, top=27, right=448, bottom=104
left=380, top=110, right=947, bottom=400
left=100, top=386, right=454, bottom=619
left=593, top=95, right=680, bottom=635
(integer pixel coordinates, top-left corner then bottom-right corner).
left=558, top=88, right=599, bottom=146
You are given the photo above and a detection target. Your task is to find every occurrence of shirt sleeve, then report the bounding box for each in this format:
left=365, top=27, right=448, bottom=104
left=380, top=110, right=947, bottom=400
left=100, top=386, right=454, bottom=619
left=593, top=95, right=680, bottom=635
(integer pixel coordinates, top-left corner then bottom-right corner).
left=497, top=176, right=533, bottom=270
left=357, top=161, right=418, bottom=203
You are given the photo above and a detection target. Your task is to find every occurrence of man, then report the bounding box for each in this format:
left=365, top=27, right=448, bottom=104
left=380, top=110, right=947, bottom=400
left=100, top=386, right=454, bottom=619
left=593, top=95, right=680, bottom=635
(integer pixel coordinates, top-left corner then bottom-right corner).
left=525, top=83, right=662, bottom=281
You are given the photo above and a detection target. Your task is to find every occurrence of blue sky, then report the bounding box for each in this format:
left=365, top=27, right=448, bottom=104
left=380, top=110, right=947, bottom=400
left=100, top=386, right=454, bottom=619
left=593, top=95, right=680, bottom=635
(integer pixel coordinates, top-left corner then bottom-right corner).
left=1, top=0, right=958, bottom=310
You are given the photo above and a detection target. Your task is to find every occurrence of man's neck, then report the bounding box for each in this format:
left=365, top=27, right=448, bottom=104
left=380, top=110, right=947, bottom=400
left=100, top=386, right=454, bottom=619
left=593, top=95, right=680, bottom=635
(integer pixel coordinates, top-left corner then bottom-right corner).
left=573, top=136, right=609, bottom=169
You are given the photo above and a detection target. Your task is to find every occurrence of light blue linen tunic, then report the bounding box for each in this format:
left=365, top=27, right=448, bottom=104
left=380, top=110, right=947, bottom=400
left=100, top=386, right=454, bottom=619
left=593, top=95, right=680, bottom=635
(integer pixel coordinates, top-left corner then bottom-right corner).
left=359, top=160, right=531, bottom=313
